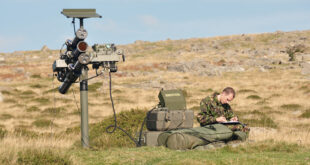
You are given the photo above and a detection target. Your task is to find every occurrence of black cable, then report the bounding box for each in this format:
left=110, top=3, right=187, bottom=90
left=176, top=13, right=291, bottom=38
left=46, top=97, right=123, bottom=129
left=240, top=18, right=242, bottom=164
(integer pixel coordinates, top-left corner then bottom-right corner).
left=105, top=71, right=140, bottom=146
left=72, top=18, right=76, bottom=35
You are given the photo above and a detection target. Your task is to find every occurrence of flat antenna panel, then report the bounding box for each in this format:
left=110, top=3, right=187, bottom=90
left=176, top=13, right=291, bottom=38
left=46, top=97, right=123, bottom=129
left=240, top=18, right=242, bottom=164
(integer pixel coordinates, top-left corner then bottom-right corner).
left=61, top=9, right=102, bottom=18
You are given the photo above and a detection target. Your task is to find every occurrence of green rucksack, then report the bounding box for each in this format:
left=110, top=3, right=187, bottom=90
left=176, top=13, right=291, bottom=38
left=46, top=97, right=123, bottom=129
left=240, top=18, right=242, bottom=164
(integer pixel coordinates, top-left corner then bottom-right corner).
left=158, top=124, right=234, bottom=150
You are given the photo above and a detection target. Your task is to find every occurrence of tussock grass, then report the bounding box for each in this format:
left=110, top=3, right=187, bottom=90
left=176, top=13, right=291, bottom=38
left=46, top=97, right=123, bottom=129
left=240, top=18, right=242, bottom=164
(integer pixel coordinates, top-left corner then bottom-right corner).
left=280, top=104, right=302, bottom=110
left=238, top=89, right=257, bottom=93
left=0, top=114, right=13, bottom=120
left=113, top=89, right=122, bottom=93
left=42, top=107, right=66, bottom=115
left=30, top=74, right=41, bottom=79
left=32, top=119, right=53, bottom=128
left=299, top=109, right=310, bottom=118
left=43, top=87, right=58, bottom=94
left=66, top=108, right=147, bottom=149
left=21, top=90, right=36, bottom=95
left=32, top=97, right=50, bottom=105
left=88, top=82, right=102, bottom=92
left=29, top=84, right=46, bottom=88
left=1, top=90, right=11, bottom=95
left=200, top=88, right=213, bottom=93
left=0, top=128, right=7, bottom=139
left=17, top=149, right=72, bottom=165
left=14, top=128, right=38, bottom=139
left=26, top=106, right=40, bottom=112
left=237, top=110, right=277, bottom=128
left=246, top=95, right=261, bottom=100
left=4, top=98, right=17, bottom=103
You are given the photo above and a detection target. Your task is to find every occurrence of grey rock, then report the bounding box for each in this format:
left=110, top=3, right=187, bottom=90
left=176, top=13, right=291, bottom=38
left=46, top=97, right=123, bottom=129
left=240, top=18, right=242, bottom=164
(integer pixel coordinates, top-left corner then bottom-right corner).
left=14, top=67, right=25, bottom=73
left=0, top=57, right=5, bottom=63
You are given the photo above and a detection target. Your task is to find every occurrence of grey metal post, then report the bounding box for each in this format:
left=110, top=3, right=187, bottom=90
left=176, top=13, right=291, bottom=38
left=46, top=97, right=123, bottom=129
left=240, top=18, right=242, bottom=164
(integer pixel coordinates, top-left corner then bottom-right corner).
left=80, top=66, right=89, bottom=148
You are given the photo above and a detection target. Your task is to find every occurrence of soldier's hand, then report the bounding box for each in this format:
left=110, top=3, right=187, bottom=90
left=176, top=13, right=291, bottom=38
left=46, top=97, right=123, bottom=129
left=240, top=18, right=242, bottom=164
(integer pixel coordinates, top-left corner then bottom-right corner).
left=230, top=117, right=238, bottom=121
left=216, top=116, right=227, bottom=123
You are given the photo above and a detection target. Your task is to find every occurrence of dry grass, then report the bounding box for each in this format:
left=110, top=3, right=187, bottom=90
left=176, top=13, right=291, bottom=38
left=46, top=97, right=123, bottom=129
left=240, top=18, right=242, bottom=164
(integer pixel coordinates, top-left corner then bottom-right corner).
left=1, top=30, right=310, bottom=163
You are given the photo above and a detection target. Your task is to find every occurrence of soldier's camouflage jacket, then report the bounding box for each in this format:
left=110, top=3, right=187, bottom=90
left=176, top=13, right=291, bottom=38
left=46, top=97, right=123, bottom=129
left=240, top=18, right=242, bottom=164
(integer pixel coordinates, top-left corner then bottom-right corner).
left=197, top=92, right=236, bottom=126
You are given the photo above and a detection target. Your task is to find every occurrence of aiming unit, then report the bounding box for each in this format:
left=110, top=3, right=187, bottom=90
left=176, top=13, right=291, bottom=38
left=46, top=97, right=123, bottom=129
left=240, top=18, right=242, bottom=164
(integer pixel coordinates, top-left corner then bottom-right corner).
left=52, top=9, right=124, bottom=148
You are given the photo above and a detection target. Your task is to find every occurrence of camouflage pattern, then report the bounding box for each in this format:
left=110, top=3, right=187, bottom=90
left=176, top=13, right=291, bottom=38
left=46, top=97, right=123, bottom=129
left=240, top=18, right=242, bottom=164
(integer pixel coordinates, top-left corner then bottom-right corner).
left=197, top=92, right=235, bottom=126
left=197, top=92, right=250, bottom=135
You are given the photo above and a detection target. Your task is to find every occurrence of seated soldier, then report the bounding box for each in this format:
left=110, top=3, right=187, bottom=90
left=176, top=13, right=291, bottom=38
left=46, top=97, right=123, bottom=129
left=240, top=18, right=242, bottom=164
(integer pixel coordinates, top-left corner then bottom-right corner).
left=197, top=87, right=249, bottom=134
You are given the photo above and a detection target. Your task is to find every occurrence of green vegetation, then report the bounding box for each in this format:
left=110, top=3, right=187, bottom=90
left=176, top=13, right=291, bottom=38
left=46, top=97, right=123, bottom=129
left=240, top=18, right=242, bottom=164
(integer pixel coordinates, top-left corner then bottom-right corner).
left=4, top=98, right=17, bottom=103
left=246, top=95, right=261, bottom=100
left=88, top=82, right=102, bottom=92
left=30, top=74, right=41, bottom=79
left=70, top=141, right=310, bottom=164
left=1, top=90, right=11, bottom=95
left=299, top=109, right=310, bottom=118
left=200, top=88, right=213, bottom=93
left=14, top=127, right=39, bottom=138
left=43, top=87, right=58, bottom=94
left=280, top=104, right=302, bottom=110
left=237, top=110, right=277, bottom=128
left=65, top=108, right=147, bottom=149
left=32, top=97, right=50, bottom=105
left=0, top=113, right=13, bottom=120
left=0, top=128, right=7, bottom=139
left=21, top=90, right=36, bottom=95
left=30, top=84, right=46, bottom=88
left=32, top=119, right=53, bottom=128
left=17, top=149, right=72, bottom=165
left=113, top=89, right=122, bottom=93
left=238, top=89, right=257, bottom=93
left=42, top=107, right=66, bottom=115
left=26, top=106, right=40, bottom=112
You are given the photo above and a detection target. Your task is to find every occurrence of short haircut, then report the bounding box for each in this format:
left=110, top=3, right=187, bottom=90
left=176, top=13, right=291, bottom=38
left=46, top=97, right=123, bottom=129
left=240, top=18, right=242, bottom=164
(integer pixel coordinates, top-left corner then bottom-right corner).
left=222, top=87, right=235, bottom=98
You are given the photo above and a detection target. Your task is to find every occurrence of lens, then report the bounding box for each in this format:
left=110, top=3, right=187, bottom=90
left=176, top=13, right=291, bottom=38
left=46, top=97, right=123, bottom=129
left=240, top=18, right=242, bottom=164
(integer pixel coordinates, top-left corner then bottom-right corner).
left=77, top=41, right=88, bottom=52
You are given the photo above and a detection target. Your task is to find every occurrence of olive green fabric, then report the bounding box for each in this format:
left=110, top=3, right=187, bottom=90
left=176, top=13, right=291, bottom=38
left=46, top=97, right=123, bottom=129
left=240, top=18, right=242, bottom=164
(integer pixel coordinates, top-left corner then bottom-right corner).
left=158, top=89, right=187, bottom=110
left=232, top=131, right=248, bottom=141
left=158, top=124, right=234, bottom=150
left=146, top=109, right=194, bottom=131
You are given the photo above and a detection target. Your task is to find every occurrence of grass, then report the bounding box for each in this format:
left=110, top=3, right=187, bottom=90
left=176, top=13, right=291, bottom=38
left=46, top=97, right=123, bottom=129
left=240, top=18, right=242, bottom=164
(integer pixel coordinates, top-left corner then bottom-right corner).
left=65, top=108, right=148, bottom=149
left=0, top=128, right=7, bottom=139
left=26, top=106, right=40, bottom=112
left=4, top=98, right=17, bottom=103
left=17, top=149, right=72, bottom=165
left=30, top=74, right=41, bottom=79
left=43, top=87, right=58, bottom=94
left=88, top=82, right=102, bottom=92
left=237, top=110, right=278, bottom=128
left=238, top=89, right=257, bottom=93
left=70, top=141, right=310, bottom=165
left=42, top=107, right=66, bottom=115
left=29, top=84, right=46, bottom=88
left=246, top=95, right=261, bottom=100
left=14, top=127, right=39, bottom=138
left=200, top=88, right=213, bottom=93
left=21, top=90, right=36, bottom=95
left=32, top=119, right=53, bottom=128
left=299, top=109, right=310, bottom=118
left=280, top=104, right=302, bottom=110
left=32, top=97, right=50, bottom=105
left=0, top=113, right=13, bottom=120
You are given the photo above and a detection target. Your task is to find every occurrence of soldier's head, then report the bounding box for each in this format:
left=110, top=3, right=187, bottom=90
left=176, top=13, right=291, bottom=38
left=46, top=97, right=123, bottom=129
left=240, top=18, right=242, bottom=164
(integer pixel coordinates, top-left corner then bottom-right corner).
left=219, top=87, right=235, bottom=104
